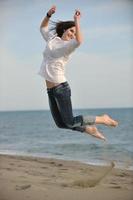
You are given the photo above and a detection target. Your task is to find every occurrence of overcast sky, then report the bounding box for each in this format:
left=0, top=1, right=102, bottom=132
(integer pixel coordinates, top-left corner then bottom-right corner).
left=0, top=0, right=133, bottom=111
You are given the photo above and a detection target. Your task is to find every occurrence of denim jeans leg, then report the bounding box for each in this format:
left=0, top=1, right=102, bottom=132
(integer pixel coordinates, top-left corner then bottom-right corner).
left=53, top=83, right=85, bottom=132
left=47, top=90, right=68, bottom=129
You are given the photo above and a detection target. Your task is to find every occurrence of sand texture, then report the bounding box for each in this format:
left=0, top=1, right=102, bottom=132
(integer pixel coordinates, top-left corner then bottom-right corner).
left=0, top=154, right=133, bottom=200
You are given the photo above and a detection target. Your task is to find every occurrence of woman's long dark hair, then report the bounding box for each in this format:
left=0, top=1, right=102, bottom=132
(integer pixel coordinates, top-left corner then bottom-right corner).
left=50, top=20, right=75, bottom=38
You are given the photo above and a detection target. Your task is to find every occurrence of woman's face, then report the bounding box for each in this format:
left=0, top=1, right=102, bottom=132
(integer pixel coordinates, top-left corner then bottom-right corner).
left=61, top=26, right=76, bottom=41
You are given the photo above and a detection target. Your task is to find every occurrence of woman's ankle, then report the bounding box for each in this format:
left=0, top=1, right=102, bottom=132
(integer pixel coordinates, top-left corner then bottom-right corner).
left=95, top=116, right=104, bottom=124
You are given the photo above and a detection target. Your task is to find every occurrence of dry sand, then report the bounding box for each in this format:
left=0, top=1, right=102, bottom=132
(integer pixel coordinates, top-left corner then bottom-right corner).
left=0, top=154, right=133, bottom=200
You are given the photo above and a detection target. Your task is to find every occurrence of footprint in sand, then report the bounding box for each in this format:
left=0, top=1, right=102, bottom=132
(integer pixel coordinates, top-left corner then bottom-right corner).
left=49, top=161, right=55, bottom=165
left=115, top=172, right=129, bottom=177
left=109, top=181, right=122, bottom=189
left=49, top=161, right=63, bottom=167
left=5, top=168, right=12, bottom=171
left=10, top=163, right=15, bottom=166
left=16, top=184, right=31, bottom=190
left=110, top=185, right=121, bottom=189
left=60, top=168, right=68, bottom=171
left=41, top=166, right=48, bottom=169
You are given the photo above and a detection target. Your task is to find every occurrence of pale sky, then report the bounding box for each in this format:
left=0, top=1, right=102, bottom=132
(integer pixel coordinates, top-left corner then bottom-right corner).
left=0, top=0, right=133, bottom=111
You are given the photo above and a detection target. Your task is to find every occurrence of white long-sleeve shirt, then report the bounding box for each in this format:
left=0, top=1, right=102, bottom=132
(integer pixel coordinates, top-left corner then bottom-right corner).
left=38, top=27, right=80, bottom=83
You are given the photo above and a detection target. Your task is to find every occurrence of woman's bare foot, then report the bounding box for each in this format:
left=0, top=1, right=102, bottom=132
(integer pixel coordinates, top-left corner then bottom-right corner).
left=85, top=126, right=106, bottom=141
left=96, top=114, right=118, bottom=127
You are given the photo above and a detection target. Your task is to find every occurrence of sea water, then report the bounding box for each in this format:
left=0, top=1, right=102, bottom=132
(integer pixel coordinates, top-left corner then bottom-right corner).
left=0, top=108, right=133, bottom=169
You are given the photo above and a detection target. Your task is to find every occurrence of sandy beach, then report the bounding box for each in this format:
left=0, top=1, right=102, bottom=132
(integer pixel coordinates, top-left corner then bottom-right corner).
left=0, top=154, right=133, bottom=200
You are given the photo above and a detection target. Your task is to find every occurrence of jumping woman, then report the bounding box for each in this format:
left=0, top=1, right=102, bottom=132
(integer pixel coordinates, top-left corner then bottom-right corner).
left=39, top=6, right=118, bottom=140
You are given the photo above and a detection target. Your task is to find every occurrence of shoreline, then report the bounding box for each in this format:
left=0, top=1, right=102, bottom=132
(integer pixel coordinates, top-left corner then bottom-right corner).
left=0, top=154, right=133, bottom=200
left=0, top=151, right=133, bottom=171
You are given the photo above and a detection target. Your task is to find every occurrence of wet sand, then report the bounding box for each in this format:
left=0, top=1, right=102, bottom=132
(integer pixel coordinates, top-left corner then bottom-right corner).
left=0, top=154, right=133, bottom=200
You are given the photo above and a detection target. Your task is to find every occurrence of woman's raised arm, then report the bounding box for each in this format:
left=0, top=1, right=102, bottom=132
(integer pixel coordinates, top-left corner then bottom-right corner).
left=40, top=5, right=56, bottom=28
left=74, top=10, right=83, bottom=44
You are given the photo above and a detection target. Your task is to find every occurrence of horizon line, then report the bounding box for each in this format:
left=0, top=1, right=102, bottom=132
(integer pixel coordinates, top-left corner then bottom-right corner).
left=0, top=106, right=133, bottom=112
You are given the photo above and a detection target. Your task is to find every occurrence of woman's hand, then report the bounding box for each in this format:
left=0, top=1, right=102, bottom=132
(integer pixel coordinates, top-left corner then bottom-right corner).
left=73, top=9, right=83, bottom=44
left=40, top=5, right=56, bottom=28
left=47, top=5, right=56, bottom=17
left=74, top=9, right=81, bottom=20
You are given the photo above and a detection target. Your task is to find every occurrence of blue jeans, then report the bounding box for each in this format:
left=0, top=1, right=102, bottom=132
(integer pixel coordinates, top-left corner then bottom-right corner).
left=47, top=82, right=95, bottom=132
